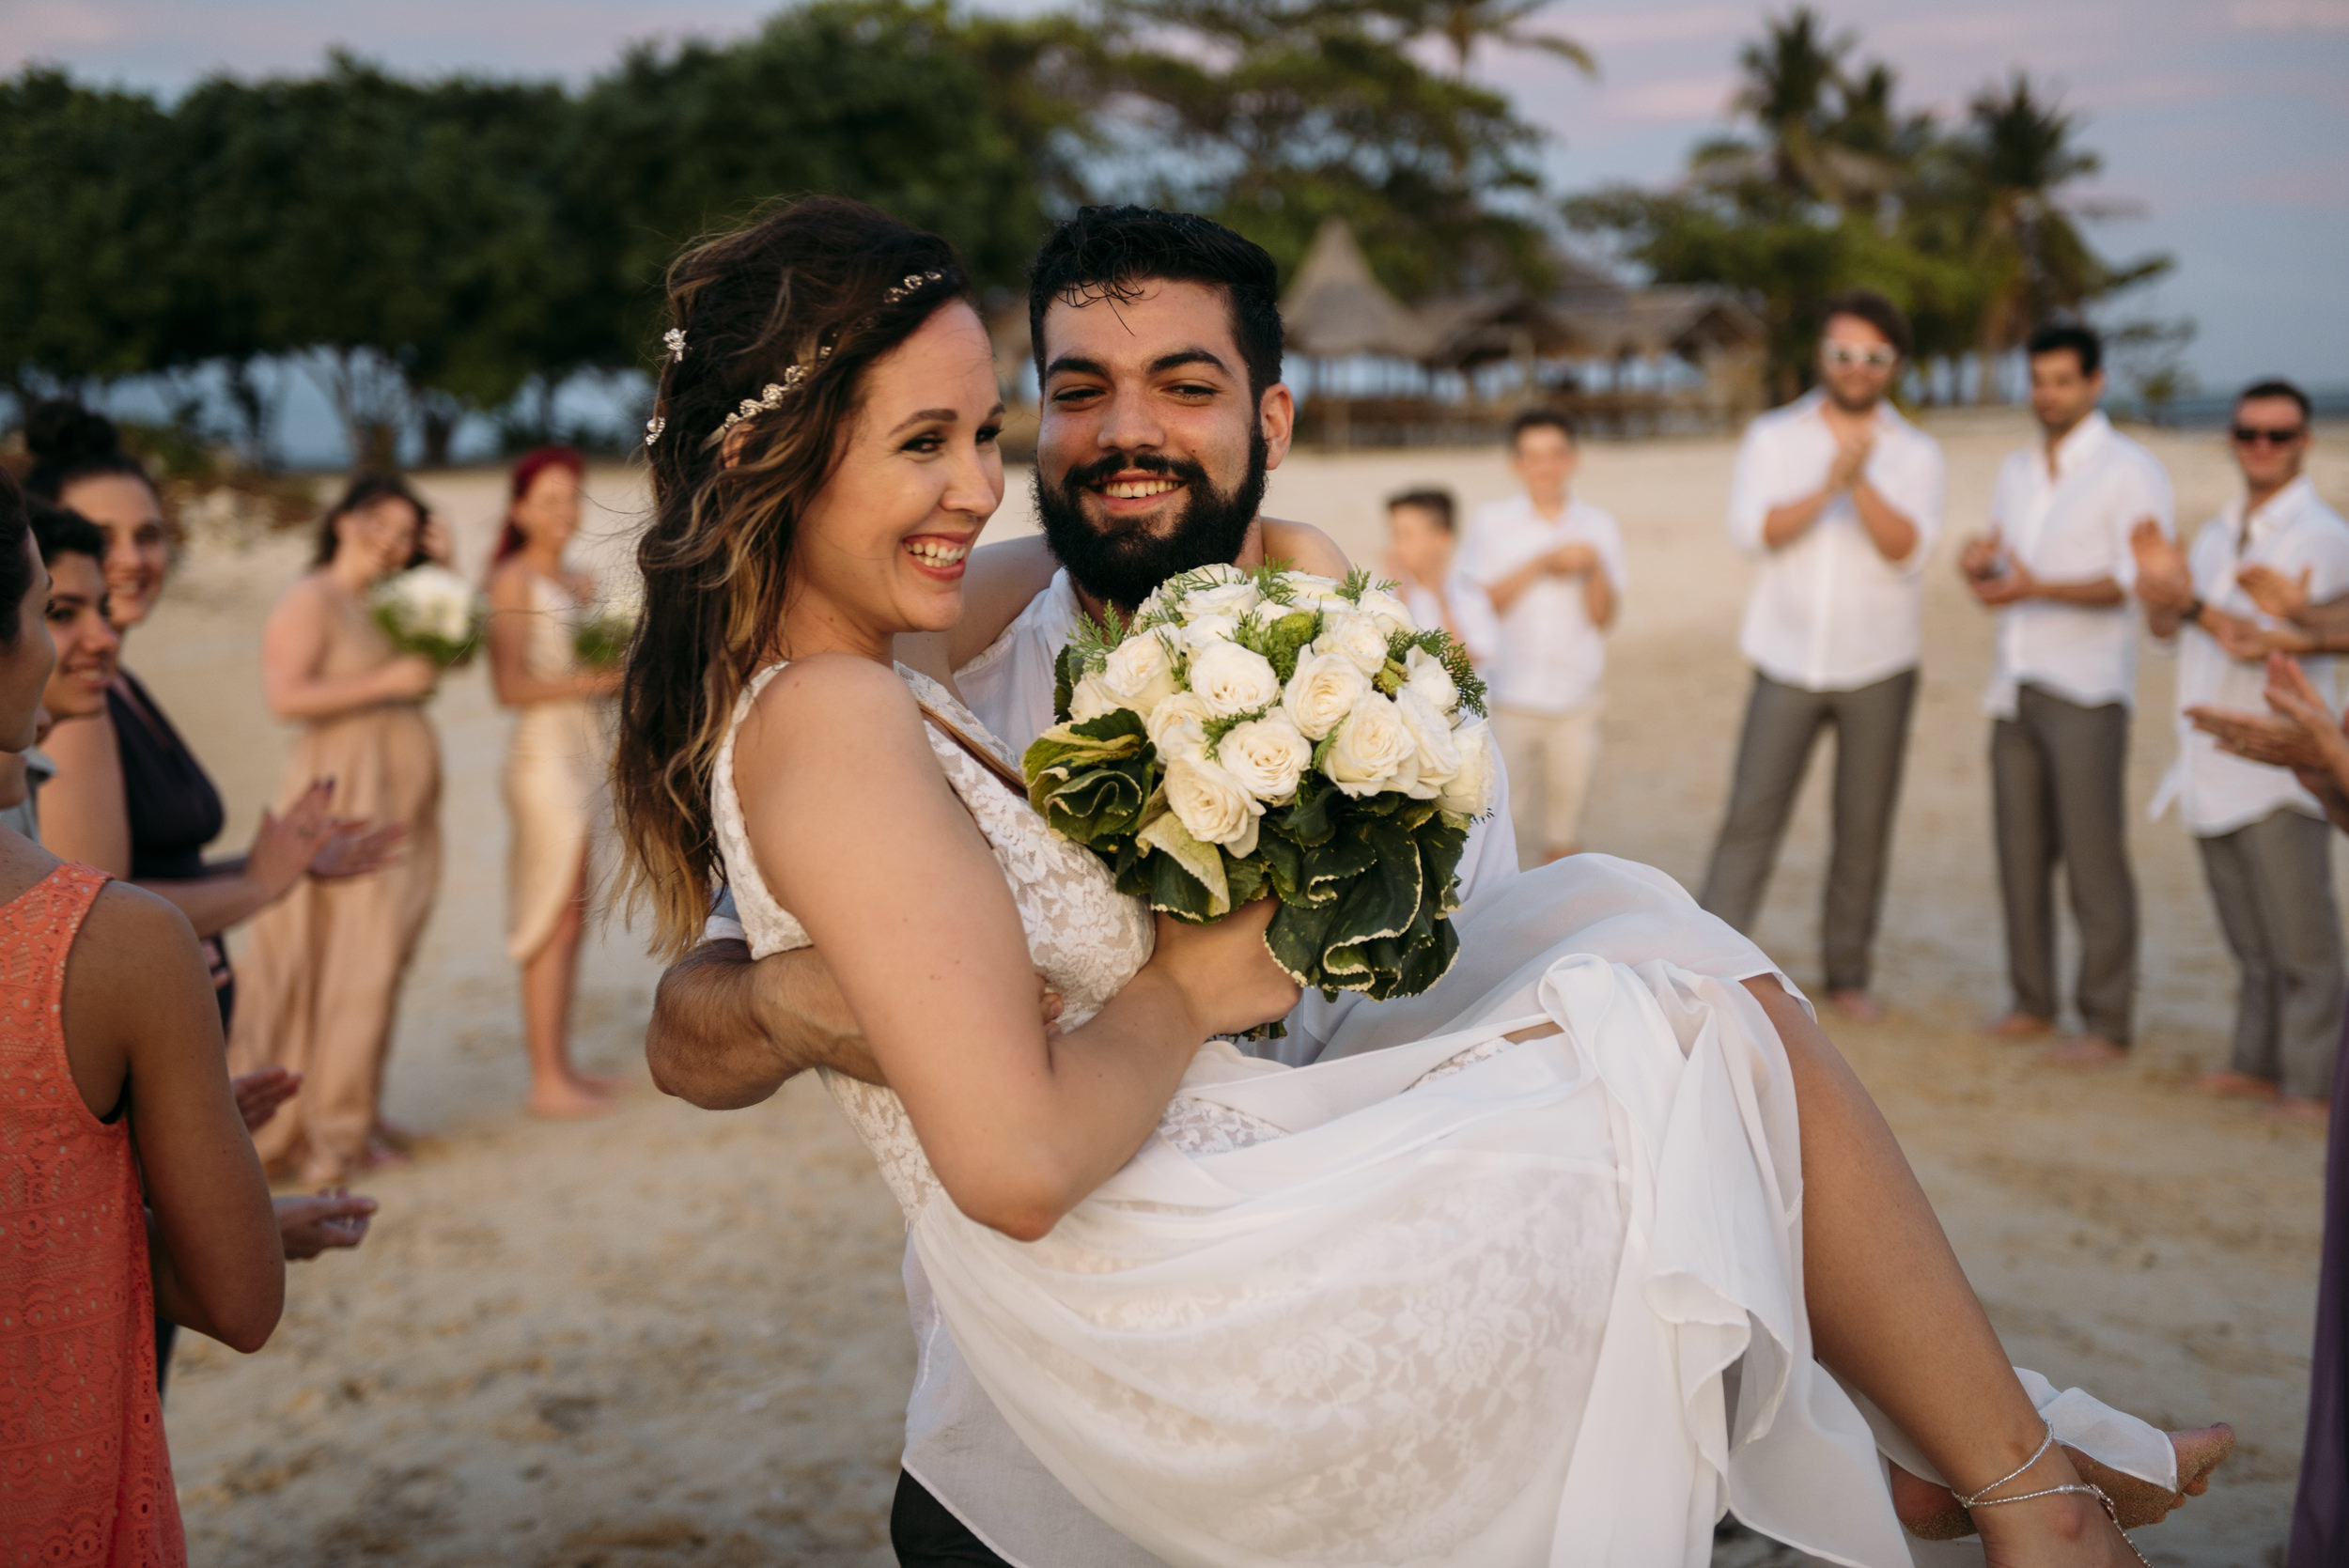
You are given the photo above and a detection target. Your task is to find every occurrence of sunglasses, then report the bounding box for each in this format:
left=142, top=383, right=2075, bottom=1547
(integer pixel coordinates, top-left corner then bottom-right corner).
left=1822, top=342, right=1899, bottom=370
left=2231, top=425, right=2306, bottom=447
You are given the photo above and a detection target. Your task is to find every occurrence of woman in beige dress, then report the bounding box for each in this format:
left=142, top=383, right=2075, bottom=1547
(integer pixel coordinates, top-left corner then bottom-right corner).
left=486, top=447, right=622, bottom=1117
left=231, top=474, right=445, bottom=1185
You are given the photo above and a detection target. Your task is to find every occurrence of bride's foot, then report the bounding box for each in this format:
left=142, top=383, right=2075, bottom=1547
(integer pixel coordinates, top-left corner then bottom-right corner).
left=1890, top=1423, right=2233, bottom=1541
left=1969, top=1485, right=2147, bottom=1568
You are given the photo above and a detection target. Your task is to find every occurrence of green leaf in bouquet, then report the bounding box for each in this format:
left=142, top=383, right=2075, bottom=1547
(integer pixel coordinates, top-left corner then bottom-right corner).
left=1255, top=827, right=1304, bottom=902
left=1221, top=850, right=1268, bottom=910
left=1297, top=822, right=1377, bottom=905
left=1280, top=774, right=1340, bottom=847
left=1414, top=815, right=1470, bottom=917
left=1135, top=808, right=1232, bottom=920
left=1322, top=821, right=1424, bottom=950
left=1394, top=908, right=1461, bottom=996
left=1039, top=757, right=1155, bottom=844
left=1265, top=897, right=1340, bottom=986
left=1051, top=643, right=1082, bottom=723
left=1261, top=610, right=1320, bottom=685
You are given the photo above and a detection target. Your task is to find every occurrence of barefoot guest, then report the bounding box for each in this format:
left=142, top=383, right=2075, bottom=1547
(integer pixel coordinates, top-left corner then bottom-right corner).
left=2132, top=379, right=2349, bottom=1118
left=1957, top=323, right=2174, bottom=1067
left=1456, top=410, right=1625, bottom=863
left=1696, top=290, right=1943, bottom=1022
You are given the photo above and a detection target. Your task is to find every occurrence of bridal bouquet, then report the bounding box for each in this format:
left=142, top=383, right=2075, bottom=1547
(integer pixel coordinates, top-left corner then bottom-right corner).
left=571, top=599, right=637, bottom=669
left=1022, top=565, right=1495, bottom=1002
left=370, top=564, right=483, bottom=668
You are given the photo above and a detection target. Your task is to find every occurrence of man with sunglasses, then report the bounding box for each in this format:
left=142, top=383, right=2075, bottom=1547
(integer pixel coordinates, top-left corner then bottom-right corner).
left=1700, top=290, right=1944, bottom=1022
left=1958, top=322, right=2174, bottom=1069
left=2132, top=379, right=2349, bottom=1121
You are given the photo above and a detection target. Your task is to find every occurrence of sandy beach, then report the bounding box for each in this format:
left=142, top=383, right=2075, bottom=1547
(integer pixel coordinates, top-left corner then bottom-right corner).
left=148, top=411, right=2347, bottom=1567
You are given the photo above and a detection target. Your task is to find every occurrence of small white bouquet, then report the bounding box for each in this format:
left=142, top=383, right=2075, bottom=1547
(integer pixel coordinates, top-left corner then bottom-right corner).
left=1023, top=565, right=1495, bottom=1002
left=370, top=564, right=484, bottom=668
left=570, top=598, right=637, bottom=670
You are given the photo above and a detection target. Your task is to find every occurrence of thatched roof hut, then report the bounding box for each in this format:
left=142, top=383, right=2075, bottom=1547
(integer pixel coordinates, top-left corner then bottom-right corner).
left=1550, top=284, right=1765, bottom=363
left=1411, top=290, right=1585, bottom=373
left=1281, top=218, right=1438, bottom=361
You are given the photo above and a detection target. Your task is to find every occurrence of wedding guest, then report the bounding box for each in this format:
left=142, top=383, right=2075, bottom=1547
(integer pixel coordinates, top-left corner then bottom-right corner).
left=486, top=446, right=623, bottom=1118
left=1457, top=411, right=1626, bottom=862
left=2131, top=380, right=2349, bottom=1120
left=0, top=468, right=285, bottom=1562
left=1957, top=323, right=2174, bottom=1067
left=24, top=409, right=404, bottom=1032
left=2187, top=656, right=2349, bottom=1565
left=27, top=494, right=381, bottom=1387
left=1697, top=290, right=1945, bottom=1021
left=1380, top=488, right=1497, bottom=667
left=231, top=474, right=445, bottom=1183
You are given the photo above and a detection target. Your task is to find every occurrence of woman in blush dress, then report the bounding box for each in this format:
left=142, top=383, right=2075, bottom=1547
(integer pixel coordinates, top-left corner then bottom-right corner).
left=230, top=474, right=445, bottom=1186
left=485, top=446, right=624, bottom=1117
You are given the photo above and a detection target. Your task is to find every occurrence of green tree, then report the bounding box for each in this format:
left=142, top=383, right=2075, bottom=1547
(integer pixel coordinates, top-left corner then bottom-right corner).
left=1946, top=73, right=2168, bottom=401
left=1097, top=0, right=1555, bottom=297
left=1393, top=1, right=1595, bottom=78
left=0, top=71, right=184, bottom=407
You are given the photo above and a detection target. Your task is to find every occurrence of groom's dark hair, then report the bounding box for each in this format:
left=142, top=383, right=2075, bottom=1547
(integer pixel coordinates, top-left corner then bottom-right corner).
left=1027, top=207, right=1284, bottom=400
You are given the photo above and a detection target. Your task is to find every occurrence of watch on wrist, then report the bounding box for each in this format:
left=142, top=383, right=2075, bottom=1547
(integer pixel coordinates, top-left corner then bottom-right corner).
left=2182, top=596, right=2205, bottom=626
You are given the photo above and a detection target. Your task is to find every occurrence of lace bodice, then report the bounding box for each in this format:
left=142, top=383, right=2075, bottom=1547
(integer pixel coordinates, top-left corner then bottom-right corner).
left=711, top=661, right=1169, bottom=1216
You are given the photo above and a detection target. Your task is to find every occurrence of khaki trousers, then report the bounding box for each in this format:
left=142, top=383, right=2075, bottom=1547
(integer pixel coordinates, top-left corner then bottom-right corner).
left=1494, top=699, right=1604, bottom=863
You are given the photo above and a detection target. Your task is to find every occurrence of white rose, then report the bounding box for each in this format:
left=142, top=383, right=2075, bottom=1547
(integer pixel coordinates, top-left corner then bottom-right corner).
left=1163, top=753, right=1263, bottom=855
left=1216, top=712, right=1313, bottom=803
left=1177, top=613, right=1242, bottom=658
left=1402, top=645, right=1458, bottom=713
left=1312, top=612, right=1392, bottom=677
left=1145, top=690, right=1211, bottom=761
left=1278, top=571, right=1341, bottom=597
left=1187, top=638, right=1283, bottom=719
left=1180, top=581, right=1261, bottom=622
left=1392, top=691, right=1459, bottom=800
left=1437, top=718, right=1497, bottom=817
left=1068, top=670, right=1121, bottom=722
left=1352, top=585, right=1416, bottom=636
left=1282, top=651, right=1371, bottom=741
left=1322, top=693, right=1421, bottom=798
left=1100, top=631, right=1180, bottom=718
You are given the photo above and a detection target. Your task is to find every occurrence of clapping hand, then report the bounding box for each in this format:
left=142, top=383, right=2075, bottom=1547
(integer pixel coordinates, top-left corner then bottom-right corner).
left=2129, top=518, right=2193, bottom=613
left=276, top=1188, right=378, bottom=1261
left=1547, top=541, right=1598, bottom=577
left=2199, top=604, right=2310, bottom=662
left=308, top=819, right=408, bottom=881
left=245, top=779, right=343, bottom=900
left=2189, top=654, right=2349, bottom=820
left=2237, top=563, right=2314, bottom=623
left=1827, top=430, right=1875, bottom=493
left=232, top=1065, right=301, bottom=1134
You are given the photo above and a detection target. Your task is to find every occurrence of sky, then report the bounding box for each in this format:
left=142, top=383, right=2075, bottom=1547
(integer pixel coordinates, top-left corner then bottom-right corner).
left=7, top=0, right=2347, bottom=396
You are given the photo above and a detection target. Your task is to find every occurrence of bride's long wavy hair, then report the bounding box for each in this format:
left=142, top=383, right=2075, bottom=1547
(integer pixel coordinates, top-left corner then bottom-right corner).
left=614, top=195, right=971, bottom=957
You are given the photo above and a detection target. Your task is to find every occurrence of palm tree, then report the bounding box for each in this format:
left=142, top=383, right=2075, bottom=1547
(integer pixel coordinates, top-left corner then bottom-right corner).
left=1391, top=1, right=1595, bottom=79
left=1953, top=72, right=2166, bottom=401
left=1695, top=8, right=1897, bottom=212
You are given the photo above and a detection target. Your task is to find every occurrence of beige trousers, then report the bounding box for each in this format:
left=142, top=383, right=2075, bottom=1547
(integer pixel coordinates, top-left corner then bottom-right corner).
left=1494, top=699, right=1603, bottom=864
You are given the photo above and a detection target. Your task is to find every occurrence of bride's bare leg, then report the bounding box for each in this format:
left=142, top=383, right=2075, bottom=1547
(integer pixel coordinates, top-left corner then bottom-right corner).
left=1740, top=978, right=2219, bottom=1562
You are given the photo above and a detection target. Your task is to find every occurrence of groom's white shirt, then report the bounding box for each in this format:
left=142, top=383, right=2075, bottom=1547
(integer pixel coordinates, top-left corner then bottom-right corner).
left=711, top=568, right=1521, bottom=1567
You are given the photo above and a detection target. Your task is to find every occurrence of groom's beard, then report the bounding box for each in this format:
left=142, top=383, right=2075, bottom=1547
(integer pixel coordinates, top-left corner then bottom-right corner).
left=1034, top=430, right=1269, bottom=612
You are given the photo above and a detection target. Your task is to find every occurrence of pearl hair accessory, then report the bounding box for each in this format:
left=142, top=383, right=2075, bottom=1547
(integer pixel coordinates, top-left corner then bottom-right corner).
left=663, top=328, right=687, bottom=362
left=884, top=270, right=947, bottom=304
left=643, top=416, right=666, bottom=447
left=716, top=362, right=815, bottom=440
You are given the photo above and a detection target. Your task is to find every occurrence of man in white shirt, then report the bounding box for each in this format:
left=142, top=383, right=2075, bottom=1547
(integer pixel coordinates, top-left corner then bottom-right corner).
left=1457, top=411, right=1626, bottom=864
left=1957, top=323, right=2174, bottom=1064
left=2132, top=379, right=2349, bottom=1120
left=639, top=207, right=1519, bottom=1568
left=1698, top=291, right=1945, bottom=1021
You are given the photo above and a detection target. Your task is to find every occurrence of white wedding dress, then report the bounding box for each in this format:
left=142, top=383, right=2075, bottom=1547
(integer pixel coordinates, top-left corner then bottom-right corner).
left=713, top=662, right=2176, bottom=1568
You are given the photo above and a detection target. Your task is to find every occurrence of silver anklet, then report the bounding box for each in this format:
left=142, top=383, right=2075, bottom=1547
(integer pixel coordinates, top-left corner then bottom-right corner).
left=1956, top=1422, right=2153, bottom=1567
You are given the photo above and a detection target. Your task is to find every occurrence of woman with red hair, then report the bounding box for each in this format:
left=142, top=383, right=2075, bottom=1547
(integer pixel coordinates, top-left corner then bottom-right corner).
left=487, top=447, right=623, bottom=1116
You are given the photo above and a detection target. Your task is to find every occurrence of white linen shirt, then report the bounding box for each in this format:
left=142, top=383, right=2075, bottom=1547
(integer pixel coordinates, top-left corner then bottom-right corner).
left=1727, top=390, right=1945, bottom=691
left=2154, top=475, right=2349, bottom=837
left=1458, top=493, right=1627, bottom=713
left=1983, top=411, right=2175, bottom=718
left=1397, top=571, right=1501, bottom=670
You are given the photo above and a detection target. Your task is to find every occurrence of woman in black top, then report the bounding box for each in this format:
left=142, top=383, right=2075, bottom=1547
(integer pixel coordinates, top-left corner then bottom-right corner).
left=25, top=402, right=404, bottom=1016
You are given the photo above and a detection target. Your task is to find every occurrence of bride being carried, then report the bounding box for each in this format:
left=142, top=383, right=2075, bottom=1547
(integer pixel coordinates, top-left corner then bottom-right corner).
left=617, top=199, right=2228, bottom=1568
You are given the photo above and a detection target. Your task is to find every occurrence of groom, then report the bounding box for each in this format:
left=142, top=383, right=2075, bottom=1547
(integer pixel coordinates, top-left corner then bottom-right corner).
left=644, top=207, right=1518, bottom=1566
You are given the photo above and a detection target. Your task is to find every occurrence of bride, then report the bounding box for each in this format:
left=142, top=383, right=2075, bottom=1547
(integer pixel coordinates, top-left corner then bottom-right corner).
left=613, top=197, right=2224, bottom=1568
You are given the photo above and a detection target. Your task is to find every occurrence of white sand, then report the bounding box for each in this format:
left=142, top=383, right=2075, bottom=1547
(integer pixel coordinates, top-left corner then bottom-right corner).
left=150, top=414, right=2348, bottom=1565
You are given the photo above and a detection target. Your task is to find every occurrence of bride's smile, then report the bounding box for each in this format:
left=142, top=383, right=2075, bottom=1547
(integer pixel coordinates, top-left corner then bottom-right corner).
left=776, top=302, right=1005, bottom=660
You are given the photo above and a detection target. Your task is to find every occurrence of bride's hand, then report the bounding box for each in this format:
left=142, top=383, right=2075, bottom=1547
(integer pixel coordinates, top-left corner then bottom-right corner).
left=1148, top=897, right=1301, bottom=1039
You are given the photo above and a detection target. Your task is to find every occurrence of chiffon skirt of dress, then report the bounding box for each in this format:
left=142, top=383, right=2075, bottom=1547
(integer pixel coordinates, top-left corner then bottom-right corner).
left=904, top=866, right=2180, bottom=1568
left=502, top=698, right=605, bottom=964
